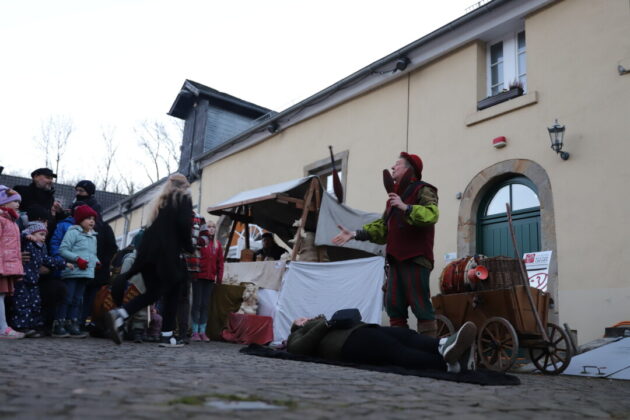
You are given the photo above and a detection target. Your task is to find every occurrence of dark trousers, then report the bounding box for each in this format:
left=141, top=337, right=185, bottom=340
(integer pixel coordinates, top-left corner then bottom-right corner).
left=123, top=264, right=182, bottom=333
left=56, top=277, right=88, bottom=321
left=81, top=282, right=100, bottom=326
left=11, top=282, right=42, bottom=329
left=191, top=279, right=215, bottom=325
left=39, top=276, right=67, bottom=329
left=386, top=259, right=435, bottom=324
left=341, top=326, right=446, bottom=371
left=177, top=275, right=192, bottom=337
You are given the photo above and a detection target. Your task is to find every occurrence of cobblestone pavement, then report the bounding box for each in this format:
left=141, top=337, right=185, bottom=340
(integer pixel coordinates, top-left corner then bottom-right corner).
left=1, top=337, right=629, bottom=419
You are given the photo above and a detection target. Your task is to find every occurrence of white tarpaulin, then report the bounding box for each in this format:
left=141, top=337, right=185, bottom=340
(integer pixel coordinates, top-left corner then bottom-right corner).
left=222, top=261, right=286, bottom=291
left=272, top=256, right=385, bottom=345
left=562, top=337, right=630, bottom=380
left=315, top=191, right=385, bottom=256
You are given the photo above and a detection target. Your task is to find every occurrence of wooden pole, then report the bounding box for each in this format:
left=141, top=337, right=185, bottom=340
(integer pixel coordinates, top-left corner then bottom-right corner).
left=224, top=206, right=240, bottom=259
left=506, top=203, right=550, bottom=343
left=244, top=206, right=251, bottom=250
left=291, top=178, right=318, bottom=261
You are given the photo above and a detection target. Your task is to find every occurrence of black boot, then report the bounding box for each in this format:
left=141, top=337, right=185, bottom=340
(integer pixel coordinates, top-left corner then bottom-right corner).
left=67, top=319, right=88, bottom=338
left=132, top=328, right=144, bottom=343
left=51, top=320, right=69, bottom=338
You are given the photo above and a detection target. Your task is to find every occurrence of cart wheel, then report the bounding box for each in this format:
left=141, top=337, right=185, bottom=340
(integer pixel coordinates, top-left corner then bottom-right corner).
left=528, top=323, right=572, bottom=375
left=435, top=315, right=454, bottom=338
left=477, top=317, right=519, bottom=372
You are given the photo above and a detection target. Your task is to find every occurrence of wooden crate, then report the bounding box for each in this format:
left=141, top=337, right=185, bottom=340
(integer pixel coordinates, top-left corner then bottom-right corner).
left=432, top=285, right=549, bottom=337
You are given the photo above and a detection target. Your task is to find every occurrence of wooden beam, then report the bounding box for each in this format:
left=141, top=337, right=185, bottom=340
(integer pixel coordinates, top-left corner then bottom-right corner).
left=224, top=205, right=240, bottom=259
left=244, top=206, right=251, bottom=250
left=291, top=178, right=318, bottom=261
left=210, top=209, right=253, bottom=223
left=275, top=195, right=316, bottom=211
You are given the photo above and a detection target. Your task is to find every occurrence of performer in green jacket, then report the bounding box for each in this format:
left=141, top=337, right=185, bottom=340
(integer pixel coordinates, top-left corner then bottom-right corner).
left=333, top=152, right=439, bottom=335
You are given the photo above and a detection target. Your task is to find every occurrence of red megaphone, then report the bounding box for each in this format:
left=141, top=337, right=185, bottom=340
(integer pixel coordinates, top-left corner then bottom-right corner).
left=467, top=265, right=489, bottom=282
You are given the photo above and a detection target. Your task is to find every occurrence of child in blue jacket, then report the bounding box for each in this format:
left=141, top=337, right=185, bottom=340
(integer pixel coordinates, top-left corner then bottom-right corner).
left=13, top=222, right=72, bottom=337
left=53, top=205, right=100, bottom=338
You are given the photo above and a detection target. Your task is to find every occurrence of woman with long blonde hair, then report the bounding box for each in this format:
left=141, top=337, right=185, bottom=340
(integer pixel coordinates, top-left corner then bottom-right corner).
left=107, top=174, right=194, bottom=346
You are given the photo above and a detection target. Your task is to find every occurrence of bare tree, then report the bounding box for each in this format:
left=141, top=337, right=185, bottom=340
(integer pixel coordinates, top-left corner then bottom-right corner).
left=135, top=119, right=181, bottom=184
left=98, top=126, right=119, bottom=191
left=34, top=115, right=73, bottom=178
left=120, top=176, right=138, bottom=195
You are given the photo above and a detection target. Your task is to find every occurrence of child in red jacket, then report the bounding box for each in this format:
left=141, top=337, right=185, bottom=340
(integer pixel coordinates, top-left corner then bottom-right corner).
left=191, top=221, right=223, bottom=342
left=0, top=186, right=25, bottom=339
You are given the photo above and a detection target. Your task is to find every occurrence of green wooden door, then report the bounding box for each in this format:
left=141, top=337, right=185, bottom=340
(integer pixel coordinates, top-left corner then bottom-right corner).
left=477, top=178, right=541, bottom=257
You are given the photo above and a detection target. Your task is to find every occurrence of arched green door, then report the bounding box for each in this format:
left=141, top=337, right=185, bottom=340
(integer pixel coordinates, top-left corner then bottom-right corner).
left=477, top=177, right=541, bottom=257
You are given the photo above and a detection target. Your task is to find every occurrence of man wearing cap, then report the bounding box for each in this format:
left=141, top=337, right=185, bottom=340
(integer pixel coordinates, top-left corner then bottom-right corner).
left=333, top=153, right=439, bottom=336
left=14, top=168, right=68, bottom=336
left=254, top=232, right=286, bottom=261
left=14, top=168, right=66, bottom=237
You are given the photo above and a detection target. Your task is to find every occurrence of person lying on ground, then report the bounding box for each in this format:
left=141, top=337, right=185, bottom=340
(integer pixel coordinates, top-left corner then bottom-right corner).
left=287, top=315, right=477, bottom=373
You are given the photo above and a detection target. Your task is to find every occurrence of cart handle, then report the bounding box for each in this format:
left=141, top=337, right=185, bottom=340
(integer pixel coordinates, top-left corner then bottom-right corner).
left=506, top=203, right=550, bottom=343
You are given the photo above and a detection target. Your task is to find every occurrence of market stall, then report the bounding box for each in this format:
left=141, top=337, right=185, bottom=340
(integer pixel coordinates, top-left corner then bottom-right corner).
left=205, top=176, right=386, bottom=344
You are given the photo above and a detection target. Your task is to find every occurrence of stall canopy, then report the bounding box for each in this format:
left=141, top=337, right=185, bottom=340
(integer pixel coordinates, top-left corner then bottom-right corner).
left=207, top=176, right=386, bottom=260
left=207, top=176, right=321, bottom=244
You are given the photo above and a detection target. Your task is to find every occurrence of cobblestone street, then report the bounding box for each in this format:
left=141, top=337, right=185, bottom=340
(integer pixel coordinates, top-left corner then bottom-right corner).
left=2, top=337, right=629, bottom=419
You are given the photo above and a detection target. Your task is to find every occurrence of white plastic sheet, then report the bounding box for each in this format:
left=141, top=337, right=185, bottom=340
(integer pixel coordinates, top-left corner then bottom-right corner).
left=272, top=256, right=385, bottom=345
left=315, top=191, right=385, bottom=256
left=562, top=337, right=630, bottom=379
left=257, top=288, right=279, bottom=318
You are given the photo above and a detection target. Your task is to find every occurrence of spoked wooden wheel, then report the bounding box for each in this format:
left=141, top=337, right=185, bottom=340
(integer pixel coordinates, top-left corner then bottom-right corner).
left=435, top=314, right=454, bottom=339
left=528, top=323, right=572, bottom=375
left=477, top=317, right=519, bottom=372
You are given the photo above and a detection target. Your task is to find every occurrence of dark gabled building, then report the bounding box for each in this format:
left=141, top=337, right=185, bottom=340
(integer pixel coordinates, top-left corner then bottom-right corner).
left=102, top=80, right=273, bottom=247
left=168, top=80, right=276, bottom=179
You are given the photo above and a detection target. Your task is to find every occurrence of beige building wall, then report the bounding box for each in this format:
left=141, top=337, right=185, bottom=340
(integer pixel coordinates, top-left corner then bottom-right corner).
left=402, top=0, right=630, bottom=343
left=198, top=78, right=410, bottom=216
left=109, top=0, right=630, bottom=344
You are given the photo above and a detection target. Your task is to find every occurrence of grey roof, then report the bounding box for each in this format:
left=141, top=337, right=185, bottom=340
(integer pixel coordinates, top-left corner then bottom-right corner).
left=168, top=79, right=275, bottom=120
left=0, top=174, right=128, bottom=212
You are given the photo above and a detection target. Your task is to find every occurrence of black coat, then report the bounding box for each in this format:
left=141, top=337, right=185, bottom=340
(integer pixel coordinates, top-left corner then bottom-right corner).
left=74, top=195, right=103, bottom=216
left=128, top=193, right=194, bottom=283
left=13, top=183, right=66, bottom=240
left=93, top=219, right=118, bottom=285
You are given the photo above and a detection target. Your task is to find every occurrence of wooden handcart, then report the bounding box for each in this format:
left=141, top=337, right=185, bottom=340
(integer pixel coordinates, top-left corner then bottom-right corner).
left=431, top=204, right=572, bottom=375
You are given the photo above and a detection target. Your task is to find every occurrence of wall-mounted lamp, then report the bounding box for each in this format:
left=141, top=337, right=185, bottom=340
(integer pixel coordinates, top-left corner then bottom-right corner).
left=394, top=56, right=411, bottom=72
left=547, top=119, right=569, bottom=160
left=267, top=122, right=279, bottom=134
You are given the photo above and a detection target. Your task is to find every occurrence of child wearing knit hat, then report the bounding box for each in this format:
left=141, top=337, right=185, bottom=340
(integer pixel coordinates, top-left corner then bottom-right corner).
left=0, top=185, right=25, bottom=338
left=53, top=204, right=100, bottom=338
left=11, top=222, right=72, bottom=337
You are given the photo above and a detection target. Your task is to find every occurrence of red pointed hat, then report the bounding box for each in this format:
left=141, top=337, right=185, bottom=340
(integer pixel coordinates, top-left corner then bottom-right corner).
left=400, top=152, right=423, bottom=179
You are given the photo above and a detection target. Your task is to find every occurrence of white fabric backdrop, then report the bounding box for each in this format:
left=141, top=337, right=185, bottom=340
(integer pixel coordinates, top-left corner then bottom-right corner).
left=315, top=191, right=385, bottom=256
left=257, top=288, right=279, bottom=318
left=272, top=256, right=385, bottom=345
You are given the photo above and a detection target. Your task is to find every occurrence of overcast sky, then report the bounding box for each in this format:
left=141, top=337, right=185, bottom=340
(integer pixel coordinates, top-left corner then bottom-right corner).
left=1, top=0, right=476, bottom=190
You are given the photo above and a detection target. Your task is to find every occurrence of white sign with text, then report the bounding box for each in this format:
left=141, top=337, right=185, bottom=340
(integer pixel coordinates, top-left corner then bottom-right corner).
left=523, top=250, right=552, bottom=291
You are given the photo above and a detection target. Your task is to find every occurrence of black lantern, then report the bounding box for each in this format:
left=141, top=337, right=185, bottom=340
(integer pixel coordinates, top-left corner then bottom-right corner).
left=547, top=119, right=569, bottom=160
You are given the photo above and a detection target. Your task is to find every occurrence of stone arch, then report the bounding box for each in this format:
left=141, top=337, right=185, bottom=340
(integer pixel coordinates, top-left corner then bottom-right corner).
left=457, top=159, right=559, bottom=315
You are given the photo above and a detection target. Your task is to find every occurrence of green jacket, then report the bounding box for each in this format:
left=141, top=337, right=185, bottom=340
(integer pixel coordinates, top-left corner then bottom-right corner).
left=59, top=225, right=100, bottom=279
left=287, top=317, right=372, bottom=361
left=361, top=185, right=439, bottom=269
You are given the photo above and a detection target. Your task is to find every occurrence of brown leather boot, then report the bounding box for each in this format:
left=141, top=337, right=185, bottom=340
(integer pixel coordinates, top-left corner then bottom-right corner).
left=417, top=320, right=438, bottom=337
